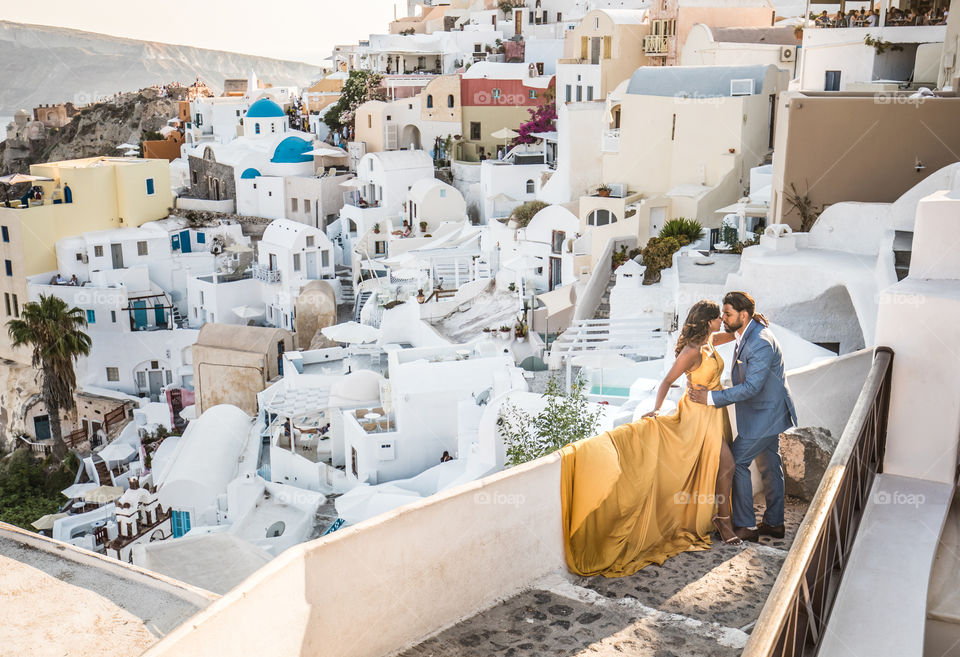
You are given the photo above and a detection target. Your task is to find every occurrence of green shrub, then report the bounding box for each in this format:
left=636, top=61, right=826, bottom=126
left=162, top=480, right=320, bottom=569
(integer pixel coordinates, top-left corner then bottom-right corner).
left=510, top=200, right=549, bottom=228
left=640, top=236, right=681, bottom=284
left=659, top=217, right=704, bottom=243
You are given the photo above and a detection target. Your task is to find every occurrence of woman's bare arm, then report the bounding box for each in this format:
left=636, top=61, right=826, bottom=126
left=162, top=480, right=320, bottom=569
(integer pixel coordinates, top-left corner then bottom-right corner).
left=643, top=346, right=702, bottom=418
left=711, top=331, right=736, bottom=346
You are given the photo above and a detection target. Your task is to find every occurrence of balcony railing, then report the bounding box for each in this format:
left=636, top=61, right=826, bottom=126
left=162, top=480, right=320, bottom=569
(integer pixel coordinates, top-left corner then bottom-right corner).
left=601, top=128, right=620, bottom=153
left=252, top=263, right=281, bottom=284
left=743, top=347, right=894, bottom=657
left=643, top=34, right=671, bottom=54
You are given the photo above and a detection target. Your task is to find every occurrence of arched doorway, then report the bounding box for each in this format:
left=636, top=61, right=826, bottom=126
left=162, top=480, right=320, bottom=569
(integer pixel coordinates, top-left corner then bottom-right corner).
left=401, top=125, right=421, bottom=150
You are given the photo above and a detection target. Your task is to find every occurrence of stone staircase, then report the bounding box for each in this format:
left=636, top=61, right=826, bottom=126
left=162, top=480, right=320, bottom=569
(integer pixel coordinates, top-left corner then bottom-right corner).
left=893, top=230, right=913, bottom=281
left=400, top=499, right=808, bottom=657
left=336, top=266, right=355, bottom=305
left=353, top=290, right=373, bottom=323
left=170, top=307, right=187, bottom=328
left=92, top=456, right=113, bottom=486
left=593, top=271, right=618, bottom=320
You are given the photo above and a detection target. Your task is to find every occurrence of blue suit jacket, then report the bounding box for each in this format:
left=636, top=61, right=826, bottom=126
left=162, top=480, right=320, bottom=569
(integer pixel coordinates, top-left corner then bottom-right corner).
left=711, top=320, right=797, bottom=440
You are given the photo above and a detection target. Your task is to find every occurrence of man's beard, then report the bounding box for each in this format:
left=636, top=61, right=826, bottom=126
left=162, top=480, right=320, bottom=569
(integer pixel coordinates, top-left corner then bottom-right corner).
left=724, top=320, right=741, bottom=333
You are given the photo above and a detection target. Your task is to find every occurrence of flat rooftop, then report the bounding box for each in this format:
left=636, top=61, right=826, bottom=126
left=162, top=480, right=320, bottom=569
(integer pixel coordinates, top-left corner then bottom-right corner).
left=399, top=498, right=807, bottom=656
left=0, top=525, right=216, bottom=657
left=677, top=253, right=742, bottom=286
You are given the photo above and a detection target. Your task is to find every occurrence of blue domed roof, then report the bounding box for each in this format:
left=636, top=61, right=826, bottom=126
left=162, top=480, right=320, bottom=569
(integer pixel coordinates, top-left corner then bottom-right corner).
left=271, top=137, right=314, bottom=164
left=240, top=167, right=261, bottom=179
left=246, top=98, right=285, bottom=118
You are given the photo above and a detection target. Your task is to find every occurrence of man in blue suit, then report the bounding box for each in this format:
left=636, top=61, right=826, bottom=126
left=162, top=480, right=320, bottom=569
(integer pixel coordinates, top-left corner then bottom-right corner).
left=688, top=291, right=797, bottom=542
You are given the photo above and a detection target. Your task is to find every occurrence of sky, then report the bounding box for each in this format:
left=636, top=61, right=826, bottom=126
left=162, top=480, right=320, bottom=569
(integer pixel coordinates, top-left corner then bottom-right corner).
left=1, top=0, right=408, bottom=65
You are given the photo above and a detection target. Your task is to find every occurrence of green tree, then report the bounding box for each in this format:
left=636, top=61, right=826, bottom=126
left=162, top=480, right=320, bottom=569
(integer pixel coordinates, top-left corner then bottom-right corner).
left=508, top=200, right=549, bottom=227
left=323, top=70, right=387, bottom=135
left=0, top=449, right=79, bottom=530
left=8, top=295, right=92, bottom=460
left=498, top=376, right=602, bottom=466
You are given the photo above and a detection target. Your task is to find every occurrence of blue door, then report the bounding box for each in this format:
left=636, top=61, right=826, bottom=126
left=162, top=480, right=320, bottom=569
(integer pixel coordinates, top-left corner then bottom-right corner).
left=154, top=303, right=166, bottom=326
left=171, top=510, right=192, bottom=538
left=133, top=301, right=147, bottom=329
left=179, top=230, right=192, bottom=253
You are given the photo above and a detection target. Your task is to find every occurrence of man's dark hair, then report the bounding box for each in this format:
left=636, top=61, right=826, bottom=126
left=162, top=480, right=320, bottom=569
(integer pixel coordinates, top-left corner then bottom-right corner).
left=723, top=291, right=768, bottom=326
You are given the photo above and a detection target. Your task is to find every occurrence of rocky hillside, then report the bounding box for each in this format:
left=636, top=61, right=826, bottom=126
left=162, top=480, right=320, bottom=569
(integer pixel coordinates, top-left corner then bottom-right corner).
left=0, top=86, right=183, bottom=172
left=0, top=20, right=323, bottom=115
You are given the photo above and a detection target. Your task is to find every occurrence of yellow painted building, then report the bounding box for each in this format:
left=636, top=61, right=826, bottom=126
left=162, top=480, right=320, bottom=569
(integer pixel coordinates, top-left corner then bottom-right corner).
left=0, top=157, right=172, bottom=362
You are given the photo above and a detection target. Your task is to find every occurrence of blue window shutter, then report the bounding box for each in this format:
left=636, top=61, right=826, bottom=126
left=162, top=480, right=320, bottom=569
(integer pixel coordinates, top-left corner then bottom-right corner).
left=86, top=309, right=95, bottom=324
left=1, top=226, right=8, bottom=242
left=196, top=232, right=206, bottom=244
left=146, top=178, right=155, bottom=195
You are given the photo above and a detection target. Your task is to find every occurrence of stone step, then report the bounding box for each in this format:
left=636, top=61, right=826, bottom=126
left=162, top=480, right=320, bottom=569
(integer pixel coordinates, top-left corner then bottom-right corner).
left=399, top=499, right=807, bottom=657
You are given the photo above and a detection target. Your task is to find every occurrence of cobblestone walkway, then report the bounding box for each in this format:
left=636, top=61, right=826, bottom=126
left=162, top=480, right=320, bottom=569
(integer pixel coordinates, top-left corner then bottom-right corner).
left=398, top=499, right=807, bottom=657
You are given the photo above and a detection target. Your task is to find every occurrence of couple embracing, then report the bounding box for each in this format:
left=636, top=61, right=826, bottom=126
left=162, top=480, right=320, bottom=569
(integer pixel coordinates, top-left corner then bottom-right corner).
left=561, top=291, right=797, bottom=577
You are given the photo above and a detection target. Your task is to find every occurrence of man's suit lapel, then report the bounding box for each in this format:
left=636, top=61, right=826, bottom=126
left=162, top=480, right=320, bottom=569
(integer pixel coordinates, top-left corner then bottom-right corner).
left=732, top=320, right=759, bottom=384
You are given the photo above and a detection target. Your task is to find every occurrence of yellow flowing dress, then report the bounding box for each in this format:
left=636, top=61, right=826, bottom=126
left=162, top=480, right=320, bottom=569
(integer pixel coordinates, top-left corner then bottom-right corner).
left=560, top=342, right=733, bottom=577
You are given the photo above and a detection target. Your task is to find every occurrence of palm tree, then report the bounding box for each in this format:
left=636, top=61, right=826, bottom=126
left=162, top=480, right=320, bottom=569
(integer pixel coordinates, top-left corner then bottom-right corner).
left=8, top=295, right=91, bottom=460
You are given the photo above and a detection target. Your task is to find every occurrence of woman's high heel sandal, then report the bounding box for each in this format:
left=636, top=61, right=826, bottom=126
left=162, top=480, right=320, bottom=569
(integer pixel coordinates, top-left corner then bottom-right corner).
left=712, top=515, right=743, bottom=546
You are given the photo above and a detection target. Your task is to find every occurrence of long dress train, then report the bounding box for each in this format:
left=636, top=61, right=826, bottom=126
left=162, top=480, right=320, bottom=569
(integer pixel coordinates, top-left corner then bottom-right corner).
left=560, top=342, right=732, bottom=577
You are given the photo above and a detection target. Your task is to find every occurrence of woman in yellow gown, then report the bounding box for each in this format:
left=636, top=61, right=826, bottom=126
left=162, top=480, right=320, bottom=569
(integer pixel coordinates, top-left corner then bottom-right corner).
left=561, top=300, right=740, bottom=578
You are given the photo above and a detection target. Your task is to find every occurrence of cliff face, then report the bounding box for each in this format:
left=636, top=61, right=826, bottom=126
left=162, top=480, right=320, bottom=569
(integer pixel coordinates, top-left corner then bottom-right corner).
left=0, top=20, right=323, bottom=115
left=1, top=87, right=182, bottom=172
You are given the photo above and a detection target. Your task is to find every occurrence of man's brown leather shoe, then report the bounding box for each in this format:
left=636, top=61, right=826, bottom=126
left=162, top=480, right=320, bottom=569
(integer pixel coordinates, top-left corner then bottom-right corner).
left=734, top=526, right=759, bottom=542
left=757, top=522, right=785, bottom=539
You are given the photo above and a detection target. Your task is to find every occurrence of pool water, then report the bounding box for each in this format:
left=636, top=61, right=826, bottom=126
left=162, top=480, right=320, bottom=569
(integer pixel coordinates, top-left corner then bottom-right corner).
left=590, top=385, right=631, bottom=397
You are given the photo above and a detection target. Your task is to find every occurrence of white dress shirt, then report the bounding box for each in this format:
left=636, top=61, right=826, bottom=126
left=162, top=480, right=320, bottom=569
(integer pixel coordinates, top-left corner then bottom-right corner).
left=706, top=319, right=753, bottom=406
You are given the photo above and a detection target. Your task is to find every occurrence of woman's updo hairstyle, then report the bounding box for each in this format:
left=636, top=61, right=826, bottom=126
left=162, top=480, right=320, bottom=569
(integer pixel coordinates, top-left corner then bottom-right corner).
left=675, top=300, right=720, bottom=357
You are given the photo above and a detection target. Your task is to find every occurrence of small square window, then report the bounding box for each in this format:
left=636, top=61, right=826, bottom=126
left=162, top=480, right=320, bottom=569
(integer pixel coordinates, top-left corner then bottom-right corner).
left=4, top=260, right=11, bottom=277
left=1, top=226, right=8, bottom=242
left=111, top=310, right=117, bottom=323
left=86, top=309, right=96, bottom=324
left=94, top=245, right=104, bottom=257
left=529, top=90, right=537, bottom=99
left=196, top=232, right=205, bottom=244
left=11, top=294, right=17, bottom=317
left=306, top=236, right=315, bottom=247
left=440, top=189, right=446, bottom=198
left=106, top=367, right=119, bottom=382
left=304, top=199, right=311, bottom=213
left=293, top=254, right=301, bottom=271
left=291, top=198, right=299, bottom=212
left=146, top=178, right=155, bottom=195
left=137, top=241, right=148, bottom=256
left=76, top=253, right=83, bottom=261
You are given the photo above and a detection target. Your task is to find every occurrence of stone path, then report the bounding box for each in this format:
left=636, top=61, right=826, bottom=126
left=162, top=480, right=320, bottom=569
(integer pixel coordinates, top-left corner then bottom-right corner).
left=398, top=498, right=807, bottom=657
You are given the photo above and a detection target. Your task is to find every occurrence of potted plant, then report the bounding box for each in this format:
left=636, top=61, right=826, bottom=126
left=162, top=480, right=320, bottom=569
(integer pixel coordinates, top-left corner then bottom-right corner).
left=419, top=221, right=428, bottom=232
left=499, top=325, right=512, bottom=340
left=482, top=327, right=494, bottom=335
left=508, top=282, right=516, bottom=292
left=514, top=315, right=528, bottom=342
left=597, top=183, right=611, bottom=198
left=373, top=223, right=381, bottom=234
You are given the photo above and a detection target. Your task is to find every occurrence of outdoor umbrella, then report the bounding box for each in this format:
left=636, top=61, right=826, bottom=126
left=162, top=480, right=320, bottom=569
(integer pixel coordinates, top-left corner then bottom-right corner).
left=116, top=142, right=138, bottom=150
left=0, top=173, right=54, bottom=205
left=520, top=356, right=548, bottom=371
left=179, top=405, right=197, bottom=421
left=61, top=482, right=97, bottom=499
left=321, top=321, right=381, bottom=344
left=339, top=178, right=365, bottom=189
left=31, top=513, right=68, bottom=531
left=82, top=485, right=124, bottom=505
left=232, top=304, right=265, bottom=319
left=98, top=442, right=136, bottom=463
left=490, top=127, right=519, bottom=154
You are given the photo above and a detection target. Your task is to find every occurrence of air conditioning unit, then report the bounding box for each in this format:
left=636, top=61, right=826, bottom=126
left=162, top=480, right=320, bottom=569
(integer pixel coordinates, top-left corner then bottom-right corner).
left=730, top=78, right=755, bottom=96
left=780, top=46, right=796, bottom=62
left=607, top=183, right=626, bottom=198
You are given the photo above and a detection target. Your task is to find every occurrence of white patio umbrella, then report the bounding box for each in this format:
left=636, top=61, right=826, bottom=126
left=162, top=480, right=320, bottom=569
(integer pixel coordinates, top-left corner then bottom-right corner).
left=98, top=442, right=136, bottom=462
left=116, top=142, right=138, bottom=150
left=122, top=149, right=139, bottom=157
left=31, top=513, right=68, bottom=531
left=304, top=146, right=348, bottom=158
left=335, top=484, right=421, bottom=525
left=321, top=321, right=381, bottom=344
left=0, top=173, right=54, bottom=185
left=82, top=485, right=124, bottom=505
left=232, top=304, right=265, bottom=319
left=225, top=242, right=253, bottom=253
left=179, top=404, right=197, bottom=421
left=503, top=254, right=543, bottom=270
left=339, top=178, right=365, bottom=189
left=491, top=127, right=519, bottom=153
left=62, top=482, right=97, bottom=499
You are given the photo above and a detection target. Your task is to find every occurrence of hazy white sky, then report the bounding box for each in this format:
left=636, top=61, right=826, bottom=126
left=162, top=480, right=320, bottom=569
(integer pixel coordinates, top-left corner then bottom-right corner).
left=2, top=0, right=407, bottom=65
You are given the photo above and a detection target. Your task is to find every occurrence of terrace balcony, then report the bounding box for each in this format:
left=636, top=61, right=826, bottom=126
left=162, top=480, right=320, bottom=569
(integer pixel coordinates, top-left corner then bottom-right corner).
left=643, top=34, right=672, bottom=55
left=252, top=263, right=281, bottom=284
